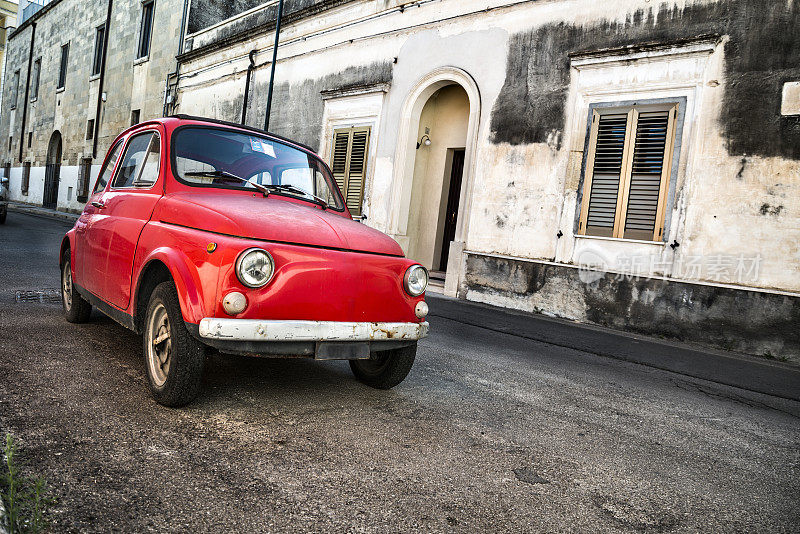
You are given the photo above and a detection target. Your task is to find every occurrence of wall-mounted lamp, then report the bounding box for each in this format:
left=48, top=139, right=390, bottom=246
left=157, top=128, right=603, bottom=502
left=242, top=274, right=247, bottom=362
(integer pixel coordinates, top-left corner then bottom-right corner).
left=416, top=134, right=431, bottom=149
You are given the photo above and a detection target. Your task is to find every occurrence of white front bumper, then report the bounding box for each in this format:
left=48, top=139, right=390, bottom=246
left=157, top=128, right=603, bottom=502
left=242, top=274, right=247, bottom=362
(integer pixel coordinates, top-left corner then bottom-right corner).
left=198, top=318, right=429, bottom=342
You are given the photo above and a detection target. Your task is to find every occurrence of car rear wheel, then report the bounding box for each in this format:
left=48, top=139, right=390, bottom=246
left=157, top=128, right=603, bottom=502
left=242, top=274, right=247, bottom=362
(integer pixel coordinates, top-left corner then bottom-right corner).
left=143, top=281, right=206, bottom=407
left=61, top=251, right=92, bottom=323
left=349, top=343, right=416, bottom=389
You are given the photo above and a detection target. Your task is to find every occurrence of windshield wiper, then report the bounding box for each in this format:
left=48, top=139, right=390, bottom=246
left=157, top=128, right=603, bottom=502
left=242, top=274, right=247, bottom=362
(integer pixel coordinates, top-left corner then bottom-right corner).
left=184, top=170, right=270, bottom=197
left=266, top=184, right=329, bottom=209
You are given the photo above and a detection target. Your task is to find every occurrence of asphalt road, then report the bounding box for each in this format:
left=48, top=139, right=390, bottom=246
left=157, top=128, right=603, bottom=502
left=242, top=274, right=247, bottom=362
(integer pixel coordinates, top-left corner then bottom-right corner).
left=1, top=212, right=798, bottom=532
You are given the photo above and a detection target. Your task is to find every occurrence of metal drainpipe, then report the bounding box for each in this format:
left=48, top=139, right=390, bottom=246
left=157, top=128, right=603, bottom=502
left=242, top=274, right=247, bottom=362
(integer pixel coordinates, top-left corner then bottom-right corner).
left=264, top=0, right=285, bottom=132
left=163, top=0, right=190, bottom=116
left=18, top=21, right=35, bottom=164
left=241, top=49, right=257, bottom=125
left=92, top=0, right=113, bottom=159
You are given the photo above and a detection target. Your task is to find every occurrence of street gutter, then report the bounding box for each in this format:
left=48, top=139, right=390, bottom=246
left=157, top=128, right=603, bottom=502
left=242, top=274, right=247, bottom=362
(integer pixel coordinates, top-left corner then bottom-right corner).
left=427, top=294, right=800, bottom=402
left=7, top=202, right=78, bottom=223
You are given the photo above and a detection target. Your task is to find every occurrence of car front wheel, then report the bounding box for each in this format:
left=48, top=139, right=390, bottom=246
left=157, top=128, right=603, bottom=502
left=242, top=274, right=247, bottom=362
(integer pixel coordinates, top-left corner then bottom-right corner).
left=349, top=343, right=416, bottom=389
left=143, top=281, right=206, bottom=407
left=61, top=251, right=92, bottom=323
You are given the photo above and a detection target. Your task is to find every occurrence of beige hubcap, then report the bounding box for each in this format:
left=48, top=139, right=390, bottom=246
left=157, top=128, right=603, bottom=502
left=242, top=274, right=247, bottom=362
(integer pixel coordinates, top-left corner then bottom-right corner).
left=62, top=262, right=72, bottom=311
left=146, top=303, right=172, bottom=387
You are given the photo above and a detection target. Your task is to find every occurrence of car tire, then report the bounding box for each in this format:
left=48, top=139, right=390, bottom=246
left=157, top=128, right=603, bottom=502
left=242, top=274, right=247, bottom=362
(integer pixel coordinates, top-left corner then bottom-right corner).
left=61, top=251, right=92, bottom=323
left=143, top=281, right=205, bottom=407
left=349, top=343, right=416, bottom=389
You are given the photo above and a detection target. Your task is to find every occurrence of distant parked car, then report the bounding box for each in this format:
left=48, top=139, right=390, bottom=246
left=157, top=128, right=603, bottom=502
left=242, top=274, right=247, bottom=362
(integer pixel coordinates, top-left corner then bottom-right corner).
left=60, top=116, right=429, bottom=406
left=0, top=174, right=8, bottom=224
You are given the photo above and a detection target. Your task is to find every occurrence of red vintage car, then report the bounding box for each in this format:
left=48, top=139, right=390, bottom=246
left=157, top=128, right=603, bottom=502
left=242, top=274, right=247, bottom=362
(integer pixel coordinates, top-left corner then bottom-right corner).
left=60, top=116, right=429, bottom=406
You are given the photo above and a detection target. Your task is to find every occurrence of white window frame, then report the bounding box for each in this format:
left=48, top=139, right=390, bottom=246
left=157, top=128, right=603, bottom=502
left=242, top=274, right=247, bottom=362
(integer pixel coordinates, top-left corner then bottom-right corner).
left=318, top=85, right=387, bottom=221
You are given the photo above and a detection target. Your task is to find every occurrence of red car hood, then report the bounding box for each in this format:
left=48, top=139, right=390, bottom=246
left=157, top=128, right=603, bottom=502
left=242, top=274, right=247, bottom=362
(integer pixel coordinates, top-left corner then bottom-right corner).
left=157, top=191, right=404, bottom=257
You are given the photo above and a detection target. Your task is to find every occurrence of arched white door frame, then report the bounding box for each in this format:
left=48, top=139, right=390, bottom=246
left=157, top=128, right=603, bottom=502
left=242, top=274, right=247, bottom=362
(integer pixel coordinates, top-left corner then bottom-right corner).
left=389, top=67, right=481, bottom=254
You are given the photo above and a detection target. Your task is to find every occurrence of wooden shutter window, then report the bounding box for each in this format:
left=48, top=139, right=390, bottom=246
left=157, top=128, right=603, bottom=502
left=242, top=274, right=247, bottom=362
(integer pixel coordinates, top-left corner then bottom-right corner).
left=624, top=111, right=671, bottom=240
left=579, top=105, right=677, bottom=241
left=330, top=127, right=370, bottom=217
left=331, top=131, right=349, bottom=195
left=585, top=113, right=628, bottom=237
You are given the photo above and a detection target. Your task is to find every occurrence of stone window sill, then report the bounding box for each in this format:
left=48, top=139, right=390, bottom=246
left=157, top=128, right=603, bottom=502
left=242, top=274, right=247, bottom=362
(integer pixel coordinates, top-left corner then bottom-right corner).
left=56, top=87, right=65, bottom=94
left=574, top=234, right=667, bottom=247
left=133, top=56, right=149, bottom=66
left=89, top=74, right=100, bottom=82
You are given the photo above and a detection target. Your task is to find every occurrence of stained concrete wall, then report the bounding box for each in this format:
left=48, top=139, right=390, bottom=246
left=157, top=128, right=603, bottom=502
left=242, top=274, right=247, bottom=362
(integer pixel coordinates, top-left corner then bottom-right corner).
left=462, top=253, right=800, bottom=362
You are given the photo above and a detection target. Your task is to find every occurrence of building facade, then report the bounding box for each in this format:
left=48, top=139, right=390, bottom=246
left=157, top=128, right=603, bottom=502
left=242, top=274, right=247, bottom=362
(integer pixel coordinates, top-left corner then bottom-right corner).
left=0, top=0, right=19, bottom=113
left=0, top=0, right=186, bottom=212
left=173, top=0, right=800, bottom=360
left=1, top=0, right=798, bottom=360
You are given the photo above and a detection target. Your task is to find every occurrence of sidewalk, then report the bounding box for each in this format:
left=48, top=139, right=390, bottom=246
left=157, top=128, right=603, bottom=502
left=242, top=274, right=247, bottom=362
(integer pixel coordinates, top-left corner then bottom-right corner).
left=427, top=293, right=800, bottom=401
left=6, top=201, right=79, bottom=223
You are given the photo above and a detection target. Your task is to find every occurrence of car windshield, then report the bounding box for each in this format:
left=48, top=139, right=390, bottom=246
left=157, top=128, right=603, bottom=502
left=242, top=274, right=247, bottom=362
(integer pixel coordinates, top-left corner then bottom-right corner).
left=172, top=126, right=345, bottom=210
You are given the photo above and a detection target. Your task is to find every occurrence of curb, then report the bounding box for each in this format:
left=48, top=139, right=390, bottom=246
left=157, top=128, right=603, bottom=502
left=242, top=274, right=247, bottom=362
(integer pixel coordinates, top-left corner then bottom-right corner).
left=7, top=202, right=79, bottom=223
left=427, top=293, right=800, bottom=402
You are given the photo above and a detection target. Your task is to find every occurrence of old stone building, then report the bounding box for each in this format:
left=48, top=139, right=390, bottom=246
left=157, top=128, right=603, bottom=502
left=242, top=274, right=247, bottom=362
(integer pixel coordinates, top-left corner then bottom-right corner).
left=0, top=0, right=19, bottom=112
left=2, top=0, right=799, bottom=360
left=0, top=0, right=186, bottom=211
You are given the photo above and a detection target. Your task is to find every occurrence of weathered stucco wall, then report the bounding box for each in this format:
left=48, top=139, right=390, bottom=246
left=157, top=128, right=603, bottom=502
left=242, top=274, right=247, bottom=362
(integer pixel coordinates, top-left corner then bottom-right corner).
left=490, top=0, right=800, bottom=159
left=185, top=0, right=361, bottom=54
left=174, top=0, right=800, bottom=300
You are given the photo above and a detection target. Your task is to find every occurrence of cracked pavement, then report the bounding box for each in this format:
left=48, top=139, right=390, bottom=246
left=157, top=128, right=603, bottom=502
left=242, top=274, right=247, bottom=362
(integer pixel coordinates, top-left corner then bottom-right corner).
left=1, top=213, right=798, bottom=532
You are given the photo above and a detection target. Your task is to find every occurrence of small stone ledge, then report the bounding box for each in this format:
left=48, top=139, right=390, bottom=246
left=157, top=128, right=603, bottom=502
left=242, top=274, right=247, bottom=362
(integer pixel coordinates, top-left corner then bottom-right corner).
left=461, top=252, right=800, bottom=363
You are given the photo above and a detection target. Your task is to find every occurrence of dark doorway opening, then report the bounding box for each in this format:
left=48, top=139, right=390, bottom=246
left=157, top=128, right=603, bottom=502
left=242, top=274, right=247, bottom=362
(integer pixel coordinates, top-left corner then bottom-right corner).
left=439, top=148, right=465, bottom=272
left=43, top=131, right=62, bottom=209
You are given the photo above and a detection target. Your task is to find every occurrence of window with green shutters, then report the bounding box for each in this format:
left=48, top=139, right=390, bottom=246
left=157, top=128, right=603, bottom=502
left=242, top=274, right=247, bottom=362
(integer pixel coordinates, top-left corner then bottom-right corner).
left=578, top=104, right=678, bottom=241
left=330, top=126, right=370, bottom=217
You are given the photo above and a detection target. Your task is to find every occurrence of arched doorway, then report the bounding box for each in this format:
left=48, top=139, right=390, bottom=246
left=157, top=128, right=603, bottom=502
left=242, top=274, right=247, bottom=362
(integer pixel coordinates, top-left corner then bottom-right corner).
left=406, top=84, right=469, bottom=273
left=43, top=131, right=62, bottom=209
left=389, top=67, right=481, bottom=292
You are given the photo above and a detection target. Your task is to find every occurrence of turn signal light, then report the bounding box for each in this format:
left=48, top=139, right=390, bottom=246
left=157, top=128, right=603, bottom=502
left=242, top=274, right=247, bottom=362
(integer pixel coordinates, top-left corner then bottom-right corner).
left=222, top=291, right=247, bottom=315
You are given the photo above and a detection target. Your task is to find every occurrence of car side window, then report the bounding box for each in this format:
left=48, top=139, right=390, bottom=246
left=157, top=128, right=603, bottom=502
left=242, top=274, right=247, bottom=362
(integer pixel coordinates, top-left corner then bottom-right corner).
left=136, top=134, right=161, bottom=186
left=93, top=141, right=123, bottom=193
left=112, top=132, right=160, bottom=188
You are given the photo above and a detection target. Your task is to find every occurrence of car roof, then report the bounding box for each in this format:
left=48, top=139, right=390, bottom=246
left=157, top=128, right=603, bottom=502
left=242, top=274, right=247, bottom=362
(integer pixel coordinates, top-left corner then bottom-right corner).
left=168, top=115, right=316, bottom=153
left=111, top=115, right=317, bottom=155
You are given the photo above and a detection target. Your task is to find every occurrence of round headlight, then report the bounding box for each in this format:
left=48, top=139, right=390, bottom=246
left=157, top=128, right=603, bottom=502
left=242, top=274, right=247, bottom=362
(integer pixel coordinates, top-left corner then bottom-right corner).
left=236, top=248, right=274, bottom=288
left=403, top=264, right=428, bottom=297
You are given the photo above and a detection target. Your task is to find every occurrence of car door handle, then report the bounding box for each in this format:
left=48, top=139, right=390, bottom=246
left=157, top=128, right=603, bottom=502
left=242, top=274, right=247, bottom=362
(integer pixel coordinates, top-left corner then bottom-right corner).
left=91, top=201, right=105, bottom=209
